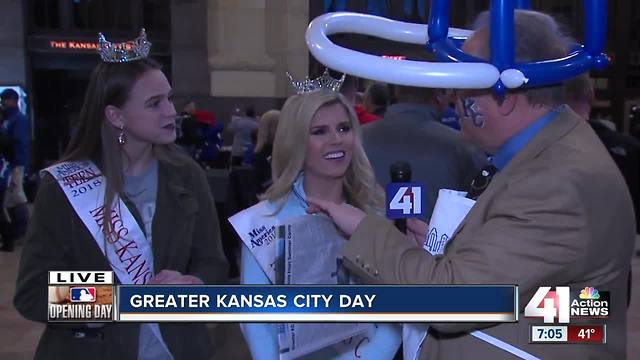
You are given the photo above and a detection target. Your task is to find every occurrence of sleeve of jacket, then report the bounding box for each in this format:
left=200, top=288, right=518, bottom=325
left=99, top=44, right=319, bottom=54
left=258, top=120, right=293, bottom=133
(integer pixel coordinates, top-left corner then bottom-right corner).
left=341, top=170, right=587, bottom=333
left=14, top=175, right=71, bottom=322
left=187, top=164, right=229, bottom=284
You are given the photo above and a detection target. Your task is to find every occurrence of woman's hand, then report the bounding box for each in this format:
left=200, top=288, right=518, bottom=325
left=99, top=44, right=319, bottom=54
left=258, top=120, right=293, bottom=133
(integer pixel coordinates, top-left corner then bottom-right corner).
left=305, top=196, right=366, bottom=237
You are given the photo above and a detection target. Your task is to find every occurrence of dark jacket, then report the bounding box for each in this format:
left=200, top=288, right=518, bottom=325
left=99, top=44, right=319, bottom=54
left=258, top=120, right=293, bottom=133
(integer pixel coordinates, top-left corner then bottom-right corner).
left=589, top=119, right=640, bottom=232
left=14, top=153, right=228, bottom=360
left=1, top=107, right=29, bottom=168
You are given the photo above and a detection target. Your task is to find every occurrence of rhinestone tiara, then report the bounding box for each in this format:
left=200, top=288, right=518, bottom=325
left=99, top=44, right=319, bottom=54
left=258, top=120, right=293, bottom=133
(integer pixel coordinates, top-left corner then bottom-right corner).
left=286, top=69, right=346, bottom=94
left=97, top=29, right=152, bottom=63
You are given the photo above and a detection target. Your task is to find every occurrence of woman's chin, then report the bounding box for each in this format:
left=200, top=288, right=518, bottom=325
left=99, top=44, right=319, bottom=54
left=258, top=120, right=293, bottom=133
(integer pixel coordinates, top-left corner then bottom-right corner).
left=155, top=133, right=177, bottom=145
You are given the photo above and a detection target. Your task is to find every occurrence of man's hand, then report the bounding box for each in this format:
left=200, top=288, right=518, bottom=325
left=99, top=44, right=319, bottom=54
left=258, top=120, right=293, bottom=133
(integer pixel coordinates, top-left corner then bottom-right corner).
left=407, top=218, right=429, bottom=247
left=305, top=196, right=366, bottom=237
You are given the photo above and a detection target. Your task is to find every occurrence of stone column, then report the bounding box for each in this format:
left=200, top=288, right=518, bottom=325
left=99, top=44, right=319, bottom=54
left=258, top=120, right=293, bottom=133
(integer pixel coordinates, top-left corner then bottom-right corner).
left=0, top=0, right=27, bottom=87
left=266, top=0, right=309, bottom=97
left=207, top=0, right=308, bottom=98
left=171, top=0, right=211, bottom=98
left=207, top=0, right=275, bottom=97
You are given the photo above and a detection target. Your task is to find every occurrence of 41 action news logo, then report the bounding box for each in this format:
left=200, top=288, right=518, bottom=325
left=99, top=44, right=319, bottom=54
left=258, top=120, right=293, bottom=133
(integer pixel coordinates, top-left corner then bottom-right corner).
left=525, top=286, right=609, bottom=323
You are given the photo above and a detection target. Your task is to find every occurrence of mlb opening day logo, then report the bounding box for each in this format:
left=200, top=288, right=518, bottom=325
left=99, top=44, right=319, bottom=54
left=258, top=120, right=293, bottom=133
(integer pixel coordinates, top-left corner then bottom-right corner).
left=48, top=271, right=114, bottom=322
left=524, top=286, right=610, bottom=323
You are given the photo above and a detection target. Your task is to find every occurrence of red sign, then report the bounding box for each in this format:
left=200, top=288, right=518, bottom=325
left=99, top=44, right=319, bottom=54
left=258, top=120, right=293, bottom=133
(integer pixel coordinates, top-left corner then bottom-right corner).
left=567, top=324, right=606, bottom=343
left=49, top=40, right=98, bottom=50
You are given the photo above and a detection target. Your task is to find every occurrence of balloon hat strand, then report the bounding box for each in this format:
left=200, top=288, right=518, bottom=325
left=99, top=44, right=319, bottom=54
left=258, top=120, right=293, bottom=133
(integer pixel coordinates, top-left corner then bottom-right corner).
left=306, top=0, right=608, bottom=95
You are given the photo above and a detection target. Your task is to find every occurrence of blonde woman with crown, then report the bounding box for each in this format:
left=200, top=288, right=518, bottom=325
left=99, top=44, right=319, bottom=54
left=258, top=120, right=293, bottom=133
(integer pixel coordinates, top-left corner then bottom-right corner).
left=229, top=72, right=402, bottom=359
left=14, top=30, right=228, bottom=359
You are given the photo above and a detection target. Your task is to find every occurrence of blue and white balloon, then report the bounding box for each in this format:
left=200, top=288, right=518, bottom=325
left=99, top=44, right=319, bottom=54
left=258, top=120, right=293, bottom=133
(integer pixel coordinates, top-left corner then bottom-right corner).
left=306, top=0, right=608, bottom=93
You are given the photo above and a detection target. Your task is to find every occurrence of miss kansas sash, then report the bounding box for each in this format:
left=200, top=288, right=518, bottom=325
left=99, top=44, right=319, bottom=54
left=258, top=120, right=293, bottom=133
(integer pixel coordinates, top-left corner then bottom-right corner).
left=43, top=161, right=154, bottom=285
left=43, top=161, right=173, bottom=359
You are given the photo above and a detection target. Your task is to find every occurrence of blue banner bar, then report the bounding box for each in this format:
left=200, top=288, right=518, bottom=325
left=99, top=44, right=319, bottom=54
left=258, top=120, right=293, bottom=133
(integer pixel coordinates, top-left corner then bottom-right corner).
left=116, top=285, right=517, bottom=322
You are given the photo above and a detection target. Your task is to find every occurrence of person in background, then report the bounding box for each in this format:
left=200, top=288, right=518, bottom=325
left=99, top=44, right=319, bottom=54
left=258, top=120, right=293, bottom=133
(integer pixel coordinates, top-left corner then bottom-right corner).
left=440, top=89, right=462, bottom=130
left=0, top=108, right=10, bottom=252
left=175, top=101, right=202, bottom=159
left=565, top=72, right=640, bottom=307
left=565, top=73, right=640, bottom=233
left=363, top=82, right=389, bottom=120
left=253, top=109, right=280, bottom=193
left=0, top=89, right=30, bottom=252
left=362, top=84, right=485, bottom=220
left=630, top=104, right=640, bottom=143
left=14, top=31, right=227, bottom=359
left=229, top=107, right=258, bottom=166
left=242, top=129, right=257, bottom=166
left=339, top=75, right=379, bottom=125
left=199, top=121, right=225, bottom=169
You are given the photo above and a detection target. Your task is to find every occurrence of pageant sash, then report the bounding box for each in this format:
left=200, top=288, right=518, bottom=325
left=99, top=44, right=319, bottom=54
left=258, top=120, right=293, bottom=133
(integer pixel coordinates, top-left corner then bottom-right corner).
left=228, top=200, right=281, bottom=284
left=43, top=161, right=154, bottom=285
left=43, top=161, right=173, bottom=359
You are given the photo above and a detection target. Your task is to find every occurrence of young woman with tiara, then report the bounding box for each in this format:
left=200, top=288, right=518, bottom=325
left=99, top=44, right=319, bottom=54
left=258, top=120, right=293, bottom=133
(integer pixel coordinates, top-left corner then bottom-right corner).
left=14, top=30, right=228, bottom=359
left=230, top=71, right=401, bottom=359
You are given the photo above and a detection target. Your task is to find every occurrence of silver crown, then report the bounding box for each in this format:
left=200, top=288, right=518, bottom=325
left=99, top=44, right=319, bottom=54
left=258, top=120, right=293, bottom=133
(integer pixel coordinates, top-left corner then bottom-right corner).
left=97, top=29, right=152, bottom=63
left=286, top=69, right=346, bottom=94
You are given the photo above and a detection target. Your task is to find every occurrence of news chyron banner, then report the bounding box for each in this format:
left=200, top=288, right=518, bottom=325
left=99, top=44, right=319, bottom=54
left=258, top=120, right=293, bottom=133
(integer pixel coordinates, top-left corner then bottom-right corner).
left=48, top=271, right=114, bottom=322
left=114, top=285, right=517, bottom=322
left=46, top=271, right=517, bottom=323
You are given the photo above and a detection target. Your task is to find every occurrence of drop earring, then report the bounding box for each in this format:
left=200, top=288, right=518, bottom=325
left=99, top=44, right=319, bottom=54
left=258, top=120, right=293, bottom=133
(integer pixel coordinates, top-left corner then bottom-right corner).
left=118, top=125, right=126, bottom=145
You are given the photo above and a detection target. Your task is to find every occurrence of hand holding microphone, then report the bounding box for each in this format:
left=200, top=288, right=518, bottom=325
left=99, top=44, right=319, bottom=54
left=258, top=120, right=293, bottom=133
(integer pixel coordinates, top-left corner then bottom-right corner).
left=389, top=161, right=412, bottom=234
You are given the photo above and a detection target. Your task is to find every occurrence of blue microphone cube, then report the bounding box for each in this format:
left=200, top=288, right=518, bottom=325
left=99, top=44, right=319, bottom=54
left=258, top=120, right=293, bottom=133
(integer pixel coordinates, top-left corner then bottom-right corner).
left=386, top=182, right=424, bottom=219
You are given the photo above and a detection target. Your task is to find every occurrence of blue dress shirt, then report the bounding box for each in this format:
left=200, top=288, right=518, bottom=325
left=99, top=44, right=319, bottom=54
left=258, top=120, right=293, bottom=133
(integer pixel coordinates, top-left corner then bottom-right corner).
left=490, top=108, right=561, bottom=170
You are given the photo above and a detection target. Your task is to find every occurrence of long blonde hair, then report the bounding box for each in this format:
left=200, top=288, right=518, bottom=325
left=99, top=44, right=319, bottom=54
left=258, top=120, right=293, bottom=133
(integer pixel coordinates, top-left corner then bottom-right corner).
left=263, top=90, right=384, bottom=214
left=255, top=109, right=280, bottom=153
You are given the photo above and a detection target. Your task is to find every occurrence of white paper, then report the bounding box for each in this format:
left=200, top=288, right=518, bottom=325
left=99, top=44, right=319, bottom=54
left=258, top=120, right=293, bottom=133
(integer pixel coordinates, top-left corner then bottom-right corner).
left=422, top=189, right=476, bottom=255
left=229, top=206, right=370, bottom=360
left=405, top=189, right=475, bottom=360
left=402, top=323, right=430, bottom=360
left=279, top=215, right=370, bottom=360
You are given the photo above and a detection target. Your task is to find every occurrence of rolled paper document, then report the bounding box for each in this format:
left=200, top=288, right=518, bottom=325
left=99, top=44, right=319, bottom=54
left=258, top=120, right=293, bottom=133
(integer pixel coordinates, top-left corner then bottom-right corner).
left=405, top=189, right=476, bottom=360
left=423, top=189, right=476, bottom=255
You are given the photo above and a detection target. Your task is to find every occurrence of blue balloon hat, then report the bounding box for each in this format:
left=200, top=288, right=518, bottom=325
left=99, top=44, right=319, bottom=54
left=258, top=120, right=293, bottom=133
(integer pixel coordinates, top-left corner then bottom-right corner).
left=306, top=0, right=609, bottom=95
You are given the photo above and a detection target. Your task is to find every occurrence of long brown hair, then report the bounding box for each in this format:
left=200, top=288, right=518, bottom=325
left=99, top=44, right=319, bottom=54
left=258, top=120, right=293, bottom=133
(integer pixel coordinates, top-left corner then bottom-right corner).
left=62, top=58, right=179, bottom=237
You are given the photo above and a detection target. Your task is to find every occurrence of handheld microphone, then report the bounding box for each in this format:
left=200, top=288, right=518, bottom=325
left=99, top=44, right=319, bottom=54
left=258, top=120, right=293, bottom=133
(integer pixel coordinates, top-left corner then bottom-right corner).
left=390, top=161, right=412, bottom=234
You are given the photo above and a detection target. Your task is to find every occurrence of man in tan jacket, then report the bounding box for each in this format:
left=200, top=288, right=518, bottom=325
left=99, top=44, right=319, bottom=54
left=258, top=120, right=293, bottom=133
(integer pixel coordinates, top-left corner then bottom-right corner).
left=307, top=10, right=635, bottom=360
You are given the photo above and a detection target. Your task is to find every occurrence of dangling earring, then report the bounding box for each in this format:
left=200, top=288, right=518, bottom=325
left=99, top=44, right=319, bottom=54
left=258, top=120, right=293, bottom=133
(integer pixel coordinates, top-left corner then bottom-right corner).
left=118, top=125, right=126, bottom=145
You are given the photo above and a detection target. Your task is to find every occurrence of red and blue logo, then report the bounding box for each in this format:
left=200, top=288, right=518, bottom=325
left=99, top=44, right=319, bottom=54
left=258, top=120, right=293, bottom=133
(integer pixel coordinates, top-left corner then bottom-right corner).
left=70, top=287, right=96, bottom=303
left=386, top=183, right=424, bottom=219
